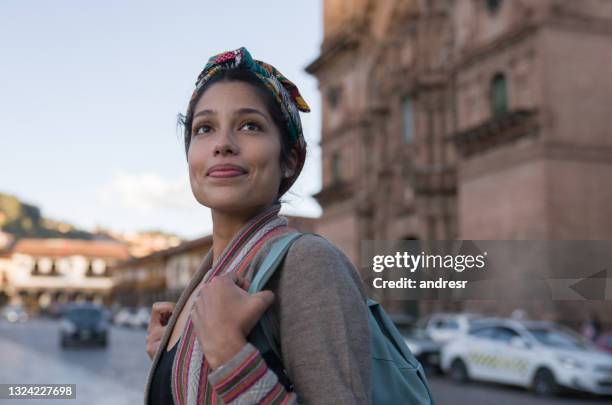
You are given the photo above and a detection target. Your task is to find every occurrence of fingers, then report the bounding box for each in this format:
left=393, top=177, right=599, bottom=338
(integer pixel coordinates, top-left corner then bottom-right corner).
left=145, top=302, right=177, bottom=359
left=151, top=301, right=175, bottom=325
left=146, top=325, right=164, bottom=342
left=151, top=301, right=176, bottom=322
left=236, top=275, right=251, bottom=291
left=152, top=301, right=176, bottom=314
left=209, top=272, right=250, bottom=291
left=250, top=290, right=275, bottom=313
left=160, top=312, right=171, bottom=326
left=146, top=338, right=161, bottom=360
left=145, top=327, right=164, bottom=359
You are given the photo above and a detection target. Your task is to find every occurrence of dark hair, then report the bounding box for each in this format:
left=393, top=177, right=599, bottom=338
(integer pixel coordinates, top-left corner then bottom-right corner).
left=177, top=68, right=301, bottom=203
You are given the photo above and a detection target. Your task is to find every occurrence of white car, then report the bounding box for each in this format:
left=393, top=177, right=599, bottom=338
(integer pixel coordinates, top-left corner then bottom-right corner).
left=132, top=307, right=151, bottom=329
left=403, top=328, right=443, bottom=373
left=441, top=318, right=612, bottom=397
left=112, top=308, right=135, bottom=327
left=419, top=313, right=484, bottom=344
left=1, top=304, right=28, bottom=323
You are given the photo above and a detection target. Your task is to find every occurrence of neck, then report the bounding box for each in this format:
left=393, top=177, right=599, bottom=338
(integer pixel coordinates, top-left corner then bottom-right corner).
left=210, top=204, right=272, bottom=266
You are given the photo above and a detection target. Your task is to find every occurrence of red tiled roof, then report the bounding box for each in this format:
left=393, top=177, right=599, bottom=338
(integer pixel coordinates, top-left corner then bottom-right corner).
left=13, top=238, right=130, bottom=259
left=113, top=234, right=212, bottom=269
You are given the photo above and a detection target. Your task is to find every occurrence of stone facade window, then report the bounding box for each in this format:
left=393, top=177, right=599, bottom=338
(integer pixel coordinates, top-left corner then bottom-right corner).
left=490, top=72, right=508, bottom=117
left=326, top=86, right=342, bottom=109
left=402, top=96, right=415, bottom=144
left=331, top=151, right=341, bottom=183
left=486, top=0, right=503, bottom=14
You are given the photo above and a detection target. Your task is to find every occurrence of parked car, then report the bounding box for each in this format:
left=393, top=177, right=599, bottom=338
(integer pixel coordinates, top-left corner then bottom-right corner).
left=46, top=301, right=64, bottom=319
left=402, top=327, right=443, bottom=374
left=1, top=304, right=28, bottom=323
left=129, top=306, right=151, bottom=329
left=419, top=313, right=484, bottom=344
left=440, top=318, right=612, bottom=397
left=59, top=303, right=109, bottom=348
left=112, top=307, right=136, bottom=327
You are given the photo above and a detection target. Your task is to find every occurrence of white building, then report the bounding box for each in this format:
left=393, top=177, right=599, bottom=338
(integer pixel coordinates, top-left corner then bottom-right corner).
left=3, top=238, right=130, bottom=312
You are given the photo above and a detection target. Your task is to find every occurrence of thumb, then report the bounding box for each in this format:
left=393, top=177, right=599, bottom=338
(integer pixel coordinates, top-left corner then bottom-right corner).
left=249, top=290, right=275, bottom=314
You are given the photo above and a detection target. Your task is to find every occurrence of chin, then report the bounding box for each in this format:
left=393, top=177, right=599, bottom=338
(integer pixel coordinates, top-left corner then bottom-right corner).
left=199, top=190, right=258, bottom=212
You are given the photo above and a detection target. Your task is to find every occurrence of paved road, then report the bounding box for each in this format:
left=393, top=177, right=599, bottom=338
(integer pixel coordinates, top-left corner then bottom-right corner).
left=0, top=318, right=610, bottom=405
left=427, top=373, right=608, bottom=405
left=0, top=317, right=150, bottom=405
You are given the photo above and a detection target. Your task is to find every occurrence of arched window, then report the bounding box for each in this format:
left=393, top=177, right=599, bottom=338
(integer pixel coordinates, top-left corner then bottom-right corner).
left=327, top=86, right=342, bottom=110
left=490, top=72, right=508, bottom=117
left=331, top=151, right=341, bottom=183
left=486, top=0, right=503, bottom=14
left=401, top=96, right=415, bottom=144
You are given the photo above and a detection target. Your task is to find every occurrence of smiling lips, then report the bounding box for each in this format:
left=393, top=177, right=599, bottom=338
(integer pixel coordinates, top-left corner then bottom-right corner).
left=206, top=164, right=248, bottom=178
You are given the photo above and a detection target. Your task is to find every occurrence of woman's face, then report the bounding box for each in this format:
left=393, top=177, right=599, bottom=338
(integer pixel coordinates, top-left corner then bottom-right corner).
left=187, top=80, right=284, bottom=213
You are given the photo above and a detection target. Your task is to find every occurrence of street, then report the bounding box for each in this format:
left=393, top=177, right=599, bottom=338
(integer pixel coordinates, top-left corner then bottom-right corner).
left=0, top=317, right=149, bottom=405
left=0, top=317, right=610, bottom=405
left=427, top=372, right=607, bottom=405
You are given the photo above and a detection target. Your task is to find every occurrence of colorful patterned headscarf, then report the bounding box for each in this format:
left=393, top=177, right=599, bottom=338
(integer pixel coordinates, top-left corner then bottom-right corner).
left=185, top=47, right=310, bottom=197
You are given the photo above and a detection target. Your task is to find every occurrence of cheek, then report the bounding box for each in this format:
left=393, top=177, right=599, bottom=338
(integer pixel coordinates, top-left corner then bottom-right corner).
left=246, top=137, right=282, bottom=177
left=187, top=142, right=208, bottom=180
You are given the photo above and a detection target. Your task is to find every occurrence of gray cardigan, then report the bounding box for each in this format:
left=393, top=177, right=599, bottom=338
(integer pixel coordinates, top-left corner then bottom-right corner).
left=143, top=232, right=372, bottom=404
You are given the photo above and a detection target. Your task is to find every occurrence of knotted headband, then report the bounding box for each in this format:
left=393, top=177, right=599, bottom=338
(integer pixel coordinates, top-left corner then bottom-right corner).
left=185, top=47, right=310, bottom=197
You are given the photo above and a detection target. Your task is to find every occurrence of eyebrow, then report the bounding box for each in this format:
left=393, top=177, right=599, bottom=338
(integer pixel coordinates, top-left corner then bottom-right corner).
left=193, top=107, right=268, bottom=121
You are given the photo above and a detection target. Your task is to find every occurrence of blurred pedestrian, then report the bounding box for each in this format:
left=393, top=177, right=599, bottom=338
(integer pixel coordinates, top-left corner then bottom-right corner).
left=581, top=311, right=602, bottom=341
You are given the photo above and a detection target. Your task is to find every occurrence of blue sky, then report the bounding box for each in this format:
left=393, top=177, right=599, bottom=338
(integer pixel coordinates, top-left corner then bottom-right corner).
left=0, top=1, right=323, bottom=239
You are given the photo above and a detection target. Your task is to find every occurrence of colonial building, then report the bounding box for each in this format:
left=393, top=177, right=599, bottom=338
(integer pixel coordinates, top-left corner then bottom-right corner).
left=111, top=235, right=212, bottom=307
left=307, top=0, right=612, bottom=326
left=3, top=238, right=130, bottom=312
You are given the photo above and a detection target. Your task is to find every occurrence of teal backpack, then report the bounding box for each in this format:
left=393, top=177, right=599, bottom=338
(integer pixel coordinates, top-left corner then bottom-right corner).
left=246, top=231, right=435, bottom=404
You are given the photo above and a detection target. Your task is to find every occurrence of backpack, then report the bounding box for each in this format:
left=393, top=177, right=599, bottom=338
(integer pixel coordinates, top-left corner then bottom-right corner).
left=246, top=231, right=435, bottom=405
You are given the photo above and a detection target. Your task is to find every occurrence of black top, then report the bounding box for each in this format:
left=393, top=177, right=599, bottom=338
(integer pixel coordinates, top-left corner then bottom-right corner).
left=149, top=337, right=180, bottom=405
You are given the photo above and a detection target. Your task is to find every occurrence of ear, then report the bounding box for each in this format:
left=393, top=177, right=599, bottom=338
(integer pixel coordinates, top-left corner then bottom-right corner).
left=284, top=147, right=299, bottom=178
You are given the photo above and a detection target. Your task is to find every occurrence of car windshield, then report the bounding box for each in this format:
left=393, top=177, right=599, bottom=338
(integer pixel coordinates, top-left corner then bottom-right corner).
left=65, top=308, right=102, bottom=322
left=528, top=327, right=589, bottom=350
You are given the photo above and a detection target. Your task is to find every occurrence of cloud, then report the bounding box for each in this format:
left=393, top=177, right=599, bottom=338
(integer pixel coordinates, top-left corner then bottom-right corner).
left=94, top=169, right=321, bottom=238
left=97, top=170, right=197, bottom=212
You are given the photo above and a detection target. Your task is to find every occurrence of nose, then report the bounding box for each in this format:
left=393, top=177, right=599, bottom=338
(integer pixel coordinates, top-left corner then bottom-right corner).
left=213, top=129, right=239, bottom=156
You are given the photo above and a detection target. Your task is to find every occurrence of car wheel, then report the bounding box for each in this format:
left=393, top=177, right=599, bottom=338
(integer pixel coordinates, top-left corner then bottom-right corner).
left=449, top=359, right=469, bottom=383
left=532, top=368, right=560, bottom=397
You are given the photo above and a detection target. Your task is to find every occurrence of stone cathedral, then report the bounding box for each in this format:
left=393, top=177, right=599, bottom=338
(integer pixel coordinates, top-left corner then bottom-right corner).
left=307, top=0, right=612, bottom=327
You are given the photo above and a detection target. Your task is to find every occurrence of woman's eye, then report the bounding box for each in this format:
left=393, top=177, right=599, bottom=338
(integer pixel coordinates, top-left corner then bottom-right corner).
left=193, top=124, right=213, bottom=135
left=240, top=122, right=262, bottom=132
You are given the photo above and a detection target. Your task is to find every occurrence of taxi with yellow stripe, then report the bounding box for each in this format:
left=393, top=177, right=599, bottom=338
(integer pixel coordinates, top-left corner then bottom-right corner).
left=440, top=318, right=612, bottom=397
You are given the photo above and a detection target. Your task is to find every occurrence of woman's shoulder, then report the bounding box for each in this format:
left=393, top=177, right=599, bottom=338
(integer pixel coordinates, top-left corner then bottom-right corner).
left=286, top=232, right=344, bottom=260
left=280, top=232, right=368, bottom=299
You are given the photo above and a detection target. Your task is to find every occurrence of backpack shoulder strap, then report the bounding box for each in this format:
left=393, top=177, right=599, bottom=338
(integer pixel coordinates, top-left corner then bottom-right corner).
left=248, top=231, right=304, bottom=294
left=247, top=230, right=305, bottom=388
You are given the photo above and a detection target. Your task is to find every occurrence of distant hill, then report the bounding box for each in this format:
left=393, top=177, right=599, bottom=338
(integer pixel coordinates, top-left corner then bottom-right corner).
left=0, top=192, right=99, bottom=240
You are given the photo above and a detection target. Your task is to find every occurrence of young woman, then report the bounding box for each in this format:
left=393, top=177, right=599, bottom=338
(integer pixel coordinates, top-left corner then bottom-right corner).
left=143, top=47, right=371, bottom=405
